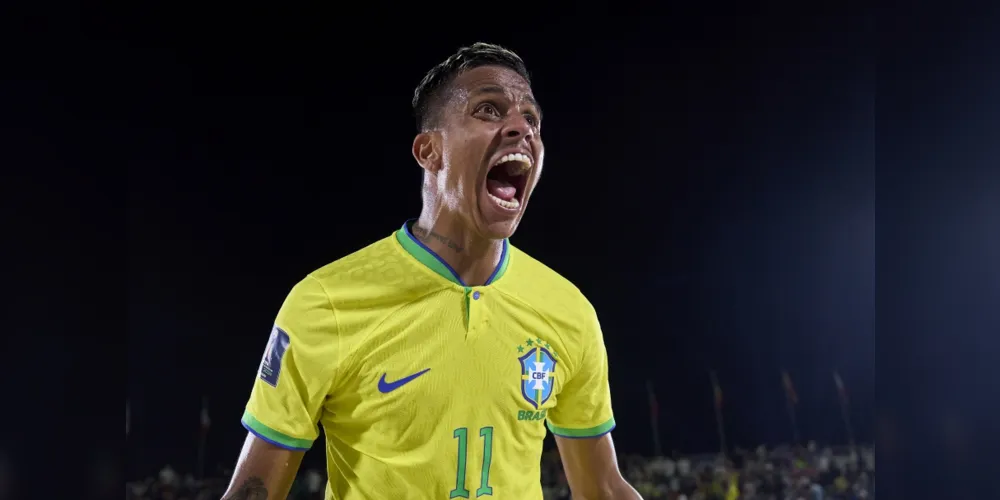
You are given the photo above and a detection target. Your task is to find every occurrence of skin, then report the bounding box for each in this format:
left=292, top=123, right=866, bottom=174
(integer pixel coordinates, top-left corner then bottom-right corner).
left=221, top=433, right=302, bottom=499
left=221, top=64, right=640, bottom=500
left=410, top=64, right=546, bottom=286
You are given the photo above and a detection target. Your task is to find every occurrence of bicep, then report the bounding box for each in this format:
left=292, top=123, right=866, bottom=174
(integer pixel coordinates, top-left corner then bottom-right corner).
left=555, top=433, right=621, bottom=484
left=223, top=432, right=306, bottom=500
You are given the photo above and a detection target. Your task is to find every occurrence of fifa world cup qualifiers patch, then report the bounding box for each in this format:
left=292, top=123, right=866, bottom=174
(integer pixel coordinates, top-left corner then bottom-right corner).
left=259, top=326, right=290, bottom=387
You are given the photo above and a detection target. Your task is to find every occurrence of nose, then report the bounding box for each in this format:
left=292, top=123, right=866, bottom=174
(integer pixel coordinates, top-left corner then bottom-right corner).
left=501, top=113, right=534, bottom=141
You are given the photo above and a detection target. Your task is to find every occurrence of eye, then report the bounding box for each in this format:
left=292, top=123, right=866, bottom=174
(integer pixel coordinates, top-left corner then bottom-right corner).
left=476, top=102, right=501, bottom=118
left=524, top=113, right=539, bottom=127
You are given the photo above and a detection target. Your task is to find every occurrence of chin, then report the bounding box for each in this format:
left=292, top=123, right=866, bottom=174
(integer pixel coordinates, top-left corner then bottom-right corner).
left=475, top=191, right=530, bottom=240
left=480, top=219, right=521, bottom=240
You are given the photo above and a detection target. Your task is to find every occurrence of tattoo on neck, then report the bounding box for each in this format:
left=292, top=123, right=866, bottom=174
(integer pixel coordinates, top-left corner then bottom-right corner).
left=222, top=477, right=269, bottom=500
left=412, top=226, right=464, bottom=253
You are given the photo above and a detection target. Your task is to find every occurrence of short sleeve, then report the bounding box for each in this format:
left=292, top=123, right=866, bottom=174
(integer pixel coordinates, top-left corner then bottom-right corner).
left=242, top=275, right=340, bottom=451
left=546, top=303, right=616, bottom=439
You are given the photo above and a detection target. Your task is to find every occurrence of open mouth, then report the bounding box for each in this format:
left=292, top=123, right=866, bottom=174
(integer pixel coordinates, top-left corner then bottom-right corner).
left=485, top=152, right=532, bottom=211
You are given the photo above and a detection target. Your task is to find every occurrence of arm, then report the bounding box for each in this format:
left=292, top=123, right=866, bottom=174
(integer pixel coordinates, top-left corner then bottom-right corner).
left=545, top=300, right=640, bottom=499
left=221, top=433, right=305, bottom=500
left=224, top=275, right=340, bottom=499
left=555, top=434, right=642, bottom=500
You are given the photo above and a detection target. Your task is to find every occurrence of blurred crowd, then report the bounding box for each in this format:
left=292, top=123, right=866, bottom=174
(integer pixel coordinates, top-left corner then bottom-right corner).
left=125, top=442, right=873, bottom=500
left=124, top=466, right=327, bottom=500
left=542, top=443, right=874, bottom=500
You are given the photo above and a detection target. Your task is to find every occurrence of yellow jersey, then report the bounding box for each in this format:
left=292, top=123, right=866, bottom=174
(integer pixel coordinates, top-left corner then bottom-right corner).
left=242, top=221, right=616, bottom=499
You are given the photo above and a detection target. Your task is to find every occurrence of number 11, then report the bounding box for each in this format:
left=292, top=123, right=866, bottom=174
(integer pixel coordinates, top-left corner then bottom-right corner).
left=449, top=426, right=494, bottom=498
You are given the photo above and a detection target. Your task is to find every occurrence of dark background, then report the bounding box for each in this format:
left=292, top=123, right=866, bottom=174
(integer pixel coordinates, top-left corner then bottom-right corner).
left=125, top=12, right=877, bottom=480
left=6, top=4, right=1000, bottom=500
left=89, top=7, right=1000, bottom=500
left=1, top=3, right=998, bottom=500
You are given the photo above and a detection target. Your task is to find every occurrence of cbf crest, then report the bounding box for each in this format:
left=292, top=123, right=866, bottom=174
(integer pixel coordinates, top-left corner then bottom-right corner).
left=517, top=337, right=558, bottom=408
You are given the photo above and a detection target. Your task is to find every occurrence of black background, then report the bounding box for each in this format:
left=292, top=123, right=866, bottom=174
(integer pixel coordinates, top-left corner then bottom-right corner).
left=2, top=4, right=998, bottom=500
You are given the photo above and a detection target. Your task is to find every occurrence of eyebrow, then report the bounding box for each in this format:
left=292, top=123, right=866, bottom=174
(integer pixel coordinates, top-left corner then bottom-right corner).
left=471, top=85, right=543, bottom=119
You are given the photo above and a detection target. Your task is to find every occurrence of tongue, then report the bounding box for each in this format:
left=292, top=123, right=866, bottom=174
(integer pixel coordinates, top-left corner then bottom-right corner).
left=486, top=179, right=517, bottom=201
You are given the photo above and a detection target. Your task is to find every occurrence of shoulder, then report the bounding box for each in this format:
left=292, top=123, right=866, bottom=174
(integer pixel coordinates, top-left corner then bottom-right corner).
left=276, top=233, right=400, bottom=337
left=268, top=236, right=401, bottom=375
left=304, top=232, right=441, bottom=307
left=307, top=233, right=401, bottom=287
left=503, top=245, right=599, bottom=327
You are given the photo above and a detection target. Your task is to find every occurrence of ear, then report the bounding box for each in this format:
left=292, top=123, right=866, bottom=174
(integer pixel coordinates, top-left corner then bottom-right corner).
left=412, top=132, right=442, bottom=173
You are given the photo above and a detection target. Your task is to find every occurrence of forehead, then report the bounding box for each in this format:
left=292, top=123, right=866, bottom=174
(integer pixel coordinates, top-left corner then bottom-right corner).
left=446, top=65, right=536, bottom=106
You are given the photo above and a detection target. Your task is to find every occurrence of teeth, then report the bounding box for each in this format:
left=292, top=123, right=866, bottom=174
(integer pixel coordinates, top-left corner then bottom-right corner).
left=487, top=193, right=521, bottom=210
left=493, top=152, right=532, bottom=175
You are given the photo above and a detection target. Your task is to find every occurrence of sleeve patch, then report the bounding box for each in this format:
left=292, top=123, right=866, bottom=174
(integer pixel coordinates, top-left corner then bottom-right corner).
left=259, top=326, right=290, bottom=387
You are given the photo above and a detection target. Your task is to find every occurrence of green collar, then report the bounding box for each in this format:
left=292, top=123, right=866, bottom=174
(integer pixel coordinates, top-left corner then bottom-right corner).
left=395, top=220, right=510, bottom=286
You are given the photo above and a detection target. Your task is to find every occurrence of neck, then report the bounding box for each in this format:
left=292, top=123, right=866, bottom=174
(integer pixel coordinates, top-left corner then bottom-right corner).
left=413, top=207, right=504, bottom=287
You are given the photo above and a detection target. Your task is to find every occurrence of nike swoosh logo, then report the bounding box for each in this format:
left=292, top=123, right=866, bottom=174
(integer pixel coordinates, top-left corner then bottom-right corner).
left=378, top=368, right=431, bottom=393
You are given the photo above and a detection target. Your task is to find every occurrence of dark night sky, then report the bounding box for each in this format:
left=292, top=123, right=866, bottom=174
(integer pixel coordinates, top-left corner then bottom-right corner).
left=124, top=10, right=882, bottom=479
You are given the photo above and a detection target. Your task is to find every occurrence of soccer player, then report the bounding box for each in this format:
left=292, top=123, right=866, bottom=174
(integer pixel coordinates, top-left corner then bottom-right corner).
left=222, top=42, right=642, bottom=500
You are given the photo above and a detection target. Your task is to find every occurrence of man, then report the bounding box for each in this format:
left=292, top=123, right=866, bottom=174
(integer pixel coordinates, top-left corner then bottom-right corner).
left=222, top=42, right=642, bottom=500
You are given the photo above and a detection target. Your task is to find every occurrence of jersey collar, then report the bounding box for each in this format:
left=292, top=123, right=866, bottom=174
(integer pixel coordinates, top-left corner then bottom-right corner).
left=396, top=220, right=510, bottom=287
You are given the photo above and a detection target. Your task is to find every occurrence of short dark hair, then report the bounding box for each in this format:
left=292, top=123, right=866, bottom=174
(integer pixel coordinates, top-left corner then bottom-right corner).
left=412, top=42, right=531, bottom=132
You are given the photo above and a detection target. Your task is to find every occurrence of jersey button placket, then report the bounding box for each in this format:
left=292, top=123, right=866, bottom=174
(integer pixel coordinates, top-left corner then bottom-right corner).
left=467, top=289, right=486, bottom=335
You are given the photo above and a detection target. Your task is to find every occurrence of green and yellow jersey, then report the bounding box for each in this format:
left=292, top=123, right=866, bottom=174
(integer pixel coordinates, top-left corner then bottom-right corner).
left=242, top=221, right=616, bottom=499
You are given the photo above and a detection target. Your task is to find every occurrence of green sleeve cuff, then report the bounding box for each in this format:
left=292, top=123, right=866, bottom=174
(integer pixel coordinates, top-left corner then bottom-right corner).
left=241, top=410, right=314, bottom=451
left=547, top=417, right=616, bottom=439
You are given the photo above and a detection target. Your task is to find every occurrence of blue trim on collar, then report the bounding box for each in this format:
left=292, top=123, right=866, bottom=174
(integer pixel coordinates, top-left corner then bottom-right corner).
left=402, top=220, right=466, bottom=285
left=399, top=219, right=509, bottom=287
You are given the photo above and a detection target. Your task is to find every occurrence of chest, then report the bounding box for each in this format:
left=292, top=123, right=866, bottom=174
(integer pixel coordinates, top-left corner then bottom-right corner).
left=329, top=293, right=571, bottom=424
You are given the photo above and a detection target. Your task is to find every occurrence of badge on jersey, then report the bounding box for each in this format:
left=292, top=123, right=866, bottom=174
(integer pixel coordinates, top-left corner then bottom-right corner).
left=518, top=337, right=558, bottom=408
left=259, top=326, right=290, bottom=387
